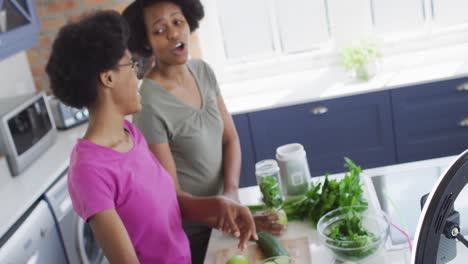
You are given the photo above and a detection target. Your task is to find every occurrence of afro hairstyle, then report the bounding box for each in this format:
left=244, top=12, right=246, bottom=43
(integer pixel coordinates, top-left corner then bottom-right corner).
left=46, top=10, right=130, bottom=109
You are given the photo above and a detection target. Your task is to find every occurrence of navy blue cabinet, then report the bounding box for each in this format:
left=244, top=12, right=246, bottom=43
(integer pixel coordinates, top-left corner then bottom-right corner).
left=0, top=0, right=40, bottom=61
left=249, top=91, right=396, bottom=177
left=391, top=77, right=468, bottom=163
left=232, top=114, right=257, bottom=187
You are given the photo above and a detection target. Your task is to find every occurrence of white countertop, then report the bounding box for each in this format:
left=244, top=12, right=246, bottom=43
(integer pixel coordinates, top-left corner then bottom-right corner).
left=204, top=155, right=468, bottom=264
left=0, top=124, right=87, bottom=238
left=222, top=43, right=468, bottom=114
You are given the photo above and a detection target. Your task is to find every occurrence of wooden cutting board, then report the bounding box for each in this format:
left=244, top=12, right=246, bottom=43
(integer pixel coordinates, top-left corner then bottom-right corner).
left=215, top=236, right=311, bottom=264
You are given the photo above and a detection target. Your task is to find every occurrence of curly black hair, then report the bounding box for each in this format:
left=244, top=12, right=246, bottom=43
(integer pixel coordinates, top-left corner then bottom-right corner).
left=123, top=0, right=204, bottom=58
left=46, top=11, right=130, bottom=109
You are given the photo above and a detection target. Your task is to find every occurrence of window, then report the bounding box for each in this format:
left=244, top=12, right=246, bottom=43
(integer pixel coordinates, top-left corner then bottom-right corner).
left=275, top=0, right=330, bottom=54
left=198, top=0, right=468, bottom=83
left=216, top=0, right=330, bottom=62
left=431, top=0, right=468, bottom=28
left=217, top=0, right=275, bottom=62
left=326, top=0, right=373, bottom=46
left=1, top=0, right=33, bottom=33
left=371, top=0, right=425, bottom=35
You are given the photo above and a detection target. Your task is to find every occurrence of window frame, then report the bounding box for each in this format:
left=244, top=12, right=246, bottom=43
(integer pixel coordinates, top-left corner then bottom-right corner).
left=198, top=0, right=468, bottom=84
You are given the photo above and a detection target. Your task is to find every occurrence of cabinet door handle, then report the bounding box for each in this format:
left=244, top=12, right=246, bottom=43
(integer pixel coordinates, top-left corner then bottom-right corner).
left=0, top=10, right=6, bottom=33
left=310, top=106, right=328, bottom=115
left=458, top=118, right=468, bottom=127
left=456, top=83, right=468, bottom=91
left=26, top=251, right=39, bottom=264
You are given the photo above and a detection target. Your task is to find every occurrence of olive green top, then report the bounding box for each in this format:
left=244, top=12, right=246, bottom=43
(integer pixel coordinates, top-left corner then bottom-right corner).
left=133, top=59, right=224, bottom=235
left=134, top=59, right=224, bottom=196
left=133, top=60, right=224, bottom=234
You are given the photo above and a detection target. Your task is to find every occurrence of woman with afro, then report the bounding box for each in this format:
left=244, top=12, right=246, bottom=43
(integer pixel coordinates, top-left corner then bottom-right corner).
left=122, top=1, right=286, bottom=262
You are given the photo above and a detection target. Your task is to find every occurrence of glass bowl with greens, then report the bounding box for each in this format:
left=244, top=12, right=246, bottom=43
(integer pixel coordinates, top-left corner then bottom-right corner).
left=317, top=206, right=389, bottom=262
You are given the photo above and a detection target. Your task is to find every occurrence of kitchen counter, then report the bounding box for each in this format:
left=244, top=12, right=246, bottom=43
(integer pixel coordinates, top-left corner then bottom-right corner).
left=222, top=43, right=468, bottom=114
left=0, top=123, right=87, bottom=238
left=205, top=155, right=468, bottom=264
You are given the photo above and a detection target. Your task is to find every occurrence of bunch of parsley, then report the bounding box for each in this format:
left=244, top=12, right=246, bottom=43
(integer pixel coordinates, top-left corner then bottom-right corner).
left=282, top=157, right=368, bottom=227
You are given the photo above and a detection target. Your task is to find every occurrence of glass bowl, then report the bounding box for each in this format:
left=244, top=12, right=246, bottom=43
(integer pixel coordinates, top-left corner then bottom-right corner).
left=317, top=206, right=390, bottom=262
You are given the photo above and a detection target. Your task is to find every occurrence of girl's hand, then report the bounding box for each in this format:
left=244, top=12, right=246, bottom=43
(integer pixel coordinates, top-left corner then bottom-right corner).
left=253, top=212, right=286, bottom=236
left=216, top=197, right=258, bottom=250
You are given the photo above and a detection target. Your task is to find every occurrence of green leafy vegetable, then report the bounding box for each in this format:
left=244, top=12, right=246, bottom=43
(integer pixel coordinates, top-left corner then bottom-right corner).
left=247, top=204, right=266, bottom=214
left=282, top=157, right=368, bottom=227
left=282, top=158, right=377, bottom=260
left=326, top=208, right=379, bottom=261
left=253, top=158, right=376, bottom=260
left=258, top=175, right=283, bottom=209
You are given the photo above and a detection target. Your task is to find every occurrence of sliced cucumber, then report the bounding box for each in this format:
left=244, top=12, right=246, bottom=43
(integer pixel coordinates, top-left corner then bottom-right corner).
left=262, top=256, right=292, bottom=264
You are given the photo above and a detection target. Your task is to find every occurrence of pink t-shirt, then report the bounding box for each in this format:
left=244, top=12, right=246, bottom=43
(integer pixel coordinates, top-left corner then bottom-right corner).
left=68, top=120, right=191, bottom=263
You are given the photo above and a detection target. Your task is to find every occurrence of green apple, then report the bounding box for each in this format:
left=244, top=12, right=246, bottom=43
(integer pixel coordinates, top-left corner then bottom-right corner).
left=226, top=255, right=249, bottom=264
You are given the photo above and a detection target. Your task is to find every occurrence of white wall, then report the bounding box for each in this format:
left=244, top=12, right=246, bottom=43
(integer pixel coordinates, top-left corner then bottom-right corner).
left=0, top=52, right=36, bottom=180
left=0, top=52, right=35, bottom=97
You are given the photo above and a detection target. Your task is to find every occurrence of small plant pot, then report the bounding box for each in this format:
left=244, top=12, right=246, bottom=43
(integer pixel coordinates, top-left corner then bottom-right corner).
left=352, top=60, right=377, bottom=81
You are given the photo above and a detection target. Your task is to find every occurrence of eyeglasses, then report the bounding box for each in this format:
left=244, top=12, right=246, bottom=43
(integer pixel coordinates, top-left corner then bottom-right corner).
left=117, top=59, right=140, bottom=72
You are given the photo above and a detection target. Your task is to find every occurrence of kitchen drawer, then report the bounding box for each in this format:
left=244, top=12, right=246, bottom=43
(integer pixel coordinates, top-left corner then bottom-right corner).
left=232, top=114, right=257, bottom=187
left=391, top=77, right=468, bottom=163
left=249, top=91, right=396, bottom=176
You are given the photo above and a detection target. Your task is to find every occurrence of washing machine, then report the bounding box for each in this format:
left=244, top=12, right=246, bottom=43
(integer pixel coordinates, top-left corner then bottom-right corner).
left=0, top=200, right=68, bottom=263
left=44, top=168, right=105, bottom=264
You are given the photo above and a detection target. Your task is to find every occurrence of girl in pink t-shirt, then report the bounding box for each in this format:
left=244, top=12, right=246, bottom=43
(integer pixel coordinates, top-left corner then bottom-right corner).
left=46, top=11, right=257, bottom=264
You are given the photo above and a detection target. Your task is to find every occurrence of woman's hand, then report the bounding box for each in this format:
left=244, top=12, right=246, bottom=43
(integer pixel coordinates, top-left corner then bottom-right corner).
left=216, top=197, right=258, bottom=250
left=253, top=212, right=286, bottom=236
left=223, top=189, right=240, bottom=203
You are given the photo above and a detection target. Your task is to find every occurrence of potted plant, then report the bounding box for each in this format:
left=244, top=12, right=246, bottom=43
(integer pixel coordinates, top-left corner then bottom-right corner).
left=341, top=39, right=382, bottom=81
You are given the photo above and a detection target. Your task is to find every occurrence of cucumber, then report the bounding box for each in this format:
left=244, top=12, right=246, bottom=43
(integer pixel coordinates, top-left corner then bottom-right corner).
left=256, top=232, right=289, bottom=258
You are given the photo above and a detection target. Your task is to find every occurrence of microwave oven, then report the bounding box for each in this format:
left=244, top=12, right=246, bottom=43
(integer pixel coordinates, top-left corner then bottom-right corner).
left=0, top=92, right=57, bottom=176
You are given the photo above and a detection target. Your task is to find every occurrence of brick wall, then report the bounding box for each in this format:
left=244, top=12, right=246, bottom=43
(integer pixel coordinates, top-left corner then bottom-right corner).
left=28, top=0, right=202, bottom=92
left=28, top=0, right=133, bottom=92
